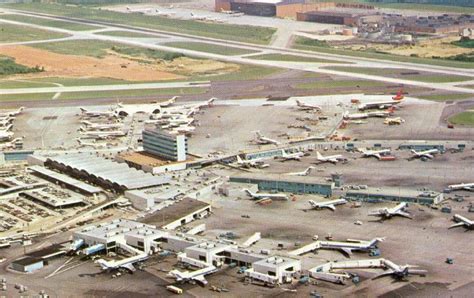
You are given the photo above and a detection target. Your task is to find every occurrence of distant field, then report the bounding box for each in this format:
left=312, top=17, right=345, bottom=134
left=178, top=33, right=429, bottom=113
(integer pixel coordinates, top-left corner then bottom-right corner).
left=293, top=37, right=474, bottom=69
left=296, top=79, right=387, bottom=90
left=188, top=64, right=283, bottom=82
left=31, top=40, right=118, bottom=58
left=0, top=57, right=43, bottom=76
left=165, top=42, right=257, bottom=56
left=1, top=3, right=276, bottom=44
left=112, top=46, right=184, bottom=61
left=0, top=77, right=132, bottom=89
left=1, top=13, right=100, bottom=31
left=448, top=111, right=474, bottom=126
left=94, top=30, right=159, bottom=38
left=0, top=23, right=69, bottom=43
left=248, top=53, right=343, bottom=64
left=0, top=92, right=57, bottom=102
left=452, top=39, right=474, bottom=49
left=418, top=94, right=473, bottom=101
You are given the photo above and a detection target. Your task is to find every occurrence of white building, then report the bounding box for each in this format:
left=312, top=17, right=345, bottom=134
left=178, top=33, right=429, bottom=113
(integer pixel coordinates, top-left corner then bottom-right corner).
left=245, top=256, right=301, bottom=285
left=143, top=127, right=187, bottom=162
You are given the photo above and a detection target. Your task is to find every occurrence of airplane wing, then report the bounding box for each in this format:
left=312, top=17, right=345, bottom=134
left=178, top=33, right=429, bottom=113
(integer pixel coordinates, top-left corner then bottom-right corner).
left=396, top=211, right=412, bottom=219
left=340, top=248, right=353, bottom=256
left=464, top=186, right=474, bottom=191
left=448, top=222, right=465, bottom=229
left=326, top=204, right=336, bottom=211
left=423, top=154, right=434, bottom=159
left=329, top=158, right=338, bottom=163
left=374, top=153, right=381, bottom=159
left=192, top=274, right=207, bottom=284
left=121, top=263, right=136, bottom=272
left=372, top=270, right=395, bottom=280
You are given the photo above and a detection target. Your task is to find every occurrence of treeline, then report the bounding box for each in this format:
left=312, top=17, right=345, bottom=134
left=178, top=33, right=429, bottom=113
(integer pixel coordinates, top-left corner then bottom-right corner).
left=0, top=57, right=44, bottom=75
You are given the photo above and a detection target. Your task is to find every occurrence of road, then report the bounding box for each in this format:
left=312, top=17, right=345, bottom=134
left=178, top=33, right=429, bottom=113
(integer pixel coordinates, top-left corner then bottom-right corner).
left=0, top=10, right=473, bottom=95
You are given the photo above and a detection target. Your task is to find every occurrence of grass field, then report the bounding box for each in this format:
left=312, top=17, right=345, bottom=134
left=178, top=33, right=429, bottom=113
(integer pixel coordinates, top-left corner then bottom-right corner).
left=452, top=38, right=474, bottom=49
left=112, top=46, right=183, bottom=61
left=0, top=23, right=69, bottom=43
left=165, top=42, right=257, bottom=56
left=1, top=13, right=100, bottom=31
left=418, top=94, right=473, bottom=101
left=0, top=57, right=43, bottom=76
left=248, top=53, right=343, bottom=64
left=296, top=79, right=387, bottom=90
left=293, top=37, right=474, bottom=69
left=448, top=111, right=474, bottom=126
left=1, top=3, right=276, bottom=44
left=188, top=64, right=283, bottom=82
left=326, top=66, right=473, bottom=83
left=0, top=77, right=134, bottom=89
left=31, top=40, right=118, bottom=58
left=0, top=93, right=57, bottom=102
left=94, top=30, right=158, bottom=38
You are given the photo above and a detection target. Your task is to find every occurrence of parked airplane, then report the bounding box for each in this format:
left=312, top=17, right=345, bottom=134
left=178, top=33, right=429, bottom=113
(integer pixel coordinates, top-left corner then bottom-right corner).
left=157, top=96, right=178, bottom=107
left=79, top=107, right=116, bottom=118
left=0, top=117, right=13, bottom=127
left=154, top=9, right=174, bottom=17
left=358, top=97, right=403, bottom=111
left=448, top=214, right=473, bottom=230
left=285, top=166, right=315, bottom=176
left=114, top=103, right=162, bottom=117
left=190, top=12, right=210, bottom=21
left=0, top=138, right=22, bottom=150
left=254, top=131, right=280, bottom=145
left=296, top=100, right=321, bottom=111
left=77, top=139, right=108, bottom=149
left=80, top=121, right=123, bottom=131
left=447, top=183, right=474, bottom=192
left=277, top=149, right=304, bottom=161
left=359, top=148, right=391, bottom=160
left=308, top=199, right=347, bottom=211
left=373, top=259, right=427, bottom=281
left=0, top=107, right=24, bottom=118
left=319, top=238, right=383, bottom=256
left=0, top=125, right=14, bottom=141
left=411, top=149, right=439, bottom=160
left=80, top=130, right=127, bottom=139
left=369, top=202, right=411, bottom=219
left=96, top=253, right=149, bottom=272
left=125, top=6, right=152, bottom=14
left=168, top=265, right=218, bottom=285
left=244, top=189, right=288, bottom=201
left=384, top=117, right=405, bottom=125
left=315, top=151, right=346, bottom=164
left=234, top=155, right=268, bottom=168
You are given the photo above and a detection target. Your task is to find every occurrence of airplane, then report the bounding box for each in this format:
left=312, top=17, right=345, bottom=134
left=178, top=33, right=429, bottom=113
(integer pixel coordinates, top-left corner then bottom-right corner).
left=0, top=124, right=12, bottom=132
left=159, top=98, right=216, bottom=117
left=276, top=149, right=304, bottom=161
left=318, top=238, right=383, bottom=256
left=80, top=120, right=123, bottom=131
left=190, top=12, right=209, bottom=21
left=234, top=155, right=268, bottom=168
left=0, top=107, right=24, bottom=118
left=373, top=259, right=427, bottom=281
left=358, top=97, right=403, bottom=111
left=125, top=6, right=152, bottom=14
left=447, top=183, right=474, bottom=192
left=254, top=131, right=280, bottom=145
left=76, top=139, right=108, bottom=149
left=244, top=189, right=288, bottom=201
left=343, top=111, right=368, bottom=120
left=79, top=107, right=116, bottom=118
left=285, top=166, right=315, bottom=176
left=392, top=89, right=404, bottom=101
left=80, top=130, right=127, bottom=139
left=0, top=117, right=13, bottom=127
left=411, top=149, right=439, bottom=160
left=308, top=199, right=347, bottom=211
left=369, top=202, right=411, bottom=220
left=315, top=151, right=346, bottom=164
left=154, top=9, right=174, bottom=17
left=0, top=125, right=14, bottom=141
left=96, top=253, right=149, bottom=273
left=114, top=102, right=162, bottom=117
left=448, top=214, right=474, bottom=230
left=384, top=117, right=405, bottom=125
left=296, top=100, right=321, bottom=111
left=358, top=148, right=391, bottom=160
left=220, top=8, right=244, bottom=16
left=168, top=266, right=218, bottom=285
left=0, top=138, right=22, bottom=150
left=157, top=96, right=178, bottom=107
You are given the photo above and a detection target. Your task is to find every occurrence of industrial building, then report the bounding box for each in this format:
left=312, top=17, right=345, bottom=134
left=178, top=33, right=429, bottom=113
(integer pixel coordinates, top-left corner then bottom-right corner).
left=11, top=257, right=44, bottom=273
left=143, top=127, right=187, bottom=162
left=38, top=153, right=170, bottom=193
left=230, top=173, right=334, bottom=196
left=368, top=0, right=474, bottom=7
left=245, top=256, right=301, bottom=284
left=297, top=10, right=381, bottom=26
left=344, top=187, right=444, bottom=204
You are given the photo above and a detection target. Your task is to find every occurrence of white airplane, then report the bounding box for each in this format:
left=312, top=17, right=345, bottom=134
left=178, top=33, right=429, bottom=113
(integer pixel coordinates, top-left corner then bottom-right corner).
left=285, top=166, right=315, bottom=176
left=96, top=253, right=149, bottom=272
left=0, top=117, right=13, bottom=127
left=448, top=214, right=474, bottom=230
left=411, top=149, right=439, bottom=160
left=359, top=148, right=391, bottom=160
left=318, top=238, right=383, bottom=256
left=358, top=98, right=403, bottom=111
left=447, top=183, right=474, bottom=192
left=79, top=107, right=116, bottom=118
left=0, top=125, right=14, bottom=141
left=277, top=149, right=304, bottom=161
left=125, top=6, right=152, bottom=14
left=190, top=12, right=210, bottom=21
left=254, top=131, right=280, bottom=145
left=80, top=130, right=127, bottom=139
left=343, top=111, right=368, bottom=120
left=76, top=139, right=108, bottom=149
left=315, top=151, right=345, bottom=164
left=384, top=117, right=405, bottom=125
left=369, top=202, right=411, bottom=219
left=244, top=189, right=288, bottom=201
left=160, top=98, right=215, bottom=117
left=308, top=199, right=347, bottom=211
left=80, top=120, right=123, bottom=131
left=168, top=266, right=218, bottom=285
left=0, top=107, right=24, bottom=118
left=296, top=100, right=321, bottom=111
left=154, top=9, right=174, bottom=17
left=0, top=138, right=22, bottom=150
left=157, top=96, right=178, bottom=107
left=220, top=8, right=244, bottom=16
left=114, top=103, right=162, bottom=117
left=0, top=124, right=12, bottom=132
left=234, top=155, right=268, bottom=168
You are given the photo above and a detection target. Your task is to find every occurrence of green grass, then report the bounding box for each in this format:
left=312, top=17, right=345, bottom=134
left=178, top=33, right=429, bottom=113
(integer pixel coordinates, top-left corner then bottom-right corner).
left=296, top=79, right=387, bottom=90
left=94, top=30, right=158, bottom=38
left=293, top=37, right=474, bottom=69
left=325, top=66, right=400, bottom=76
left=402, top=74, right=473, bottom=83
left=0, top=80, right=55, bottom=89
left=188, top=64, right=283, bottom=82
left=165, top=42, right=257, bottom=56
left=31, top=40, right=117, bottom=58
left=111, top=46, right=184, bottom=61
left=0, top=77, right=134, bottom=88
left=0, top=23, right=69, bottom=43
left=247, top=53, right=343, bottom=64
left=1, top=3, right=276, bottom=44
left=418, top=94, right=473, bottom=101
left=1, top=13, right=100, bottom=31
left=448, top=111, right=474, bottom=126
left=56, top=87, right=207, bottom=100
left=0, top=93, right=57, bottom=102
left=0, top=57, right=44, bottom=76
left=452, top=38, right=474, bottom=49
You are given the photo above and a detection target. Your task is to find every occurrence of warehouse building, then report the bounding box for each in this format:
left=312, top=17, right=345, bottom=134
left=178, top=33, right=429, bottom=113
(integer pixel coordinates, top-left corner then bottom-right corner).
left=11, top=257, right=44, bottom=273
left=245, top=256, right=301, bottom=284
left=230, top=173, right=334, bottom=196
left=143, top=127, right=187, bottom=162
left=344, top=187, right=444, bottom=204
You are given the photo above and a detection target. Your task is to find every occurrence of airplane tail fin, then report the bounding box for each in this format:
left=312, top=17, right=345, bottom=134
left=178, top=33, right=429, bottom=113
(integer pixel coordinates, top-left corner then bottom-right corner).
left=236, top=155, right=243, bottom=163
left=79, top=107, right=87, bottom=113
left=255, top=131, right=262, bottom=138
left=296, top=100, right=302, bottom=106
left=207, top=97, right=216, bottom=106
left=308, top=200, right=316, bottom=207
left=243, top=189, right=253, bottom=197
left=316, top=151, right=323, bottom=159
